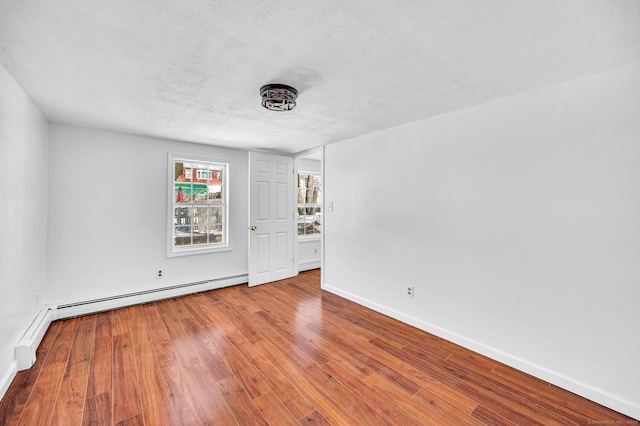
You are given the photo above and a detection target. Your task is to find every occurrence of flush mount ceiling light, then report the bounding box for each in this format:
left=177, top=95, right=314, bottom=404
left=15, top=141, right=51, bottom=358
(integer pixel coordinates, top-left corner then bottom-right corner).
left=260, top=84, right=298, bottom=111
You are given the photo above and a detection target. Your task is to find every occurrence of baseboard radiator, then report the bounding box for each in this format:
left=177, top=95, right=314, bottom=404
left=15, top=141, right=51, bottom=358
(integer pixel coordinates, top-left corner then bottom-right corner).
left=298, top=260, right=321, bottom=272
left=15, top=306, right=56, bottom=371
left=55, top=274, right=248, bottom=319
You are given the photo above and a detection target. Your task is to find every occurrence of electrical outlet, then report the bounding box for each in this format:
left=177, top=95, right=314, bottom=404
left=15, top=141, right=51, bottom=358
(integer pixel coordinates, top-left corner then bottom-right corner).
left=406, top=285, right=414, bottom=298
left=157, top=270, right=163, bottom=279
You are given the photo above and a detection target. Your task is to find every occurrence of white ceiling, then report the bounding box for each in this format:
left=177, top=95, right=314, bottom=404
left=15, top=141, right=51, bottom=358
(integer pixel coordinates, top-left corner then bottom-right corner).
left=1, top=1, right=639, bottom=154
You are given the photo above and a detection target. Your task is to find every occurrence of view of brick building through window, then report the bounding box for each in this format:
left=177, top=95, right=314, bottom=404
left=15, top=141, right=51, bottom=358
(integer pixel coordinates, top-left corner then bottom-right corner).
left=173, top=159, right=227, bottom=249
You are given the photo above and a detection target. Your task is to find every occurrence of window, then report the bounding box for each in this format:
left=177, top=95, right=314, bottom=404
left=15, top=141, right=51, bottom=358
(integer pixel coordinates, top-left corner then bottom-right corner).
left=297, top=172, right=321, bottom=236
left=169, top=155, right=229, bottom=256
left=196, top=169, right=212, bottom=180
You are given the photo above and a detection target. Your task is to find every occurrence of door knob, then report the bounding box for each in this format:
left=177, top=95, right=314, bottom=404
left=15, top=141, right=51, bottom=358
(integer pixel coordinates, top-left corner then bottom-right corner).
left=250, top=225, right=257, bottom=231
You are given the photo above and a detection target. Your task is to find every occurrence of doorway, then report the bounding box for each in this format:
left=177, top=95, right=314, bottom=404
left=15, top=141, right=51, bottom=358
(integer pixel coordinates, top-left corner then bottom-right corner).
left=294, top=148, right=323, bottom=274
left=247, top=148, right=323, bottom=287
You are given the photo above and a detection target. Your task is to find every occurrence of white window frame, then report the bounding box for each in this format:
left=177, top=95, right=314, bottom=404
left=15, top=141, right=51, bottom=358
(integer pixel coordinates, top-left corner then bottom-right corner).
left=167, top=153, right=231, bottom=257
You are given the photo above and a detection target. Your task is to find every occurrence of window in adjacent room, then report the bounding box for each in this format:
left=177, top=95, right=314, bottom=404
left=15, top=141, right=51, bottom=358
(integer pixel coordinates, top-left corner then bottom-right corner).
left=169, top=156, right=229, bottom=256
left=297, top=172, right=321, bottom=236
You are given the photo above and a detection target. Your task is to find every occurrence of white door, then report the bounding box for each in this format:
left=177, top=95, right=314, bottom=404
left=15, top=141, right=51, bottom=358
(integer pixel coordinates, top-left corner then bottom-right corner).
left=248, top=152, right=295, bottom=286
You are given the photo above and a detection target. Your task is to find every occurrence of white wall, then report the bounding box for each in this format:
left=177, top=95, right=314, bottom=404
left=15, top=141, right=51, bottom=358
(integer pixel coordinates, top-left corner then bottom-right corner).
left=296, top=157, right=322, bottom=270
left=0, top=63, right=49, bottom=395
left=47, top=124, right=248, bottom=305
left=324, top=63, right=640, bottom=418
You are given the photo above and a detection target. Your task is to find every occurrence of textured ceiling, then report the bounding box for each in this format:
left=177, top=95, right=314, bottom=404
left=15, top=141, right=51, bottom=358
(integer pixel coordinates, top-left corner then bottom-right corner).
left=1, top=1, right=639, bottom=153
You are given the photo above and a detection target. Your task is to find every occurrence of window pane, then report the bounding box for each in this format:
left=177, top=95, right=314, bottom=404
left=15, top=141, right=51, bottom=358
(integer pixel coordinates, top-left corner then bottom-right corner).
left=210, top=224, right=223, bottom=243
left=209, top=207, right=223, bottom=224
left=174, top=207, right=192, bottom=226
left=313, top=208, right=322, bottom=233
left=175, top=183, right=193, bottom=203
left=298, top=216, right=306, bottom=235
left=192, top=225, right=208, bottom=245
left=175, top=162, right=194, bottom=182
left=192, top=183, right=209, bottom=204
left=209, top=185, right=223, bottom=203
left=174, top=226, right=191, bottom=246
left=193, top=206, right=208, bottom=225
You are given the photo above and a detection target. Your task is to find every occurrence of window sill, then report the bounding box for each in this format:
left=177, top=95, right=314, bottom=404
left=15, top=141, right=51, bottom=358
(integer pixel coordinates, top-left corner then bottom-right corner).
left=297, top=235, right=321, bottom=242
left=167, top=244, right=232, bottom=258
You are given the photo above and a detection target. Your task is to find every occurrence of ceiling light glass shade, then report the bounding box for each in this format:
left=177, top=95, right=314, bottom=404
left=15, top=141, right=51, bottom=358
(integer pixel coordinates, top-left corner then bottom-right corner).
left=260, top=84, right=298, bottom=111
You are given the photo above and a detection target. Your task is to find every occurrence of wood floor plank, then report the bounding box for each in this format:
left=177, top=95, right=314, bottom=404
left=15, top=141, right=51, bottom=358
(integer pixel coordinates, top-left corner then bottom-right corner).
left=49, top=378, right=87, bottom=426
left=440, top=356, right=592, bottom=425
left=0, top=370, right=29, bottom=426
left=471, top=403, right=520, bottom=426
left=127, top=305, right=177, bottom=426
left=85, top=312, right=112, bottom=399
left=322, top=360, right=425, bottom=426
left=17, top=318, right=78, bottom=426
left=491, top=363, right=632, bottom=423
left=3, top=269, right=636, bottom=425
left=50, top=314, right=96, bottom=425
left=256, top=338, right=366, bottom=425
left=161, top=299, right=238, bottom=425
left=364, top=371, right=479, bottom=425
left=139, top=303, right=205, bottom=425
left=305, top=322, right=423, bottom=396
left=115, top=413, right=143, bottom=426
left=253, top=391, right=300, bottom=426
left=413, top=386, right=485, bottom=425
left=299, top=410, right=331, bottom=425
left=81, top=392, right=111, bottom=426
left=210, top=290, right=318, bottom=419
left=304, top=363, right=392, bottom=426
left=369, top=334, right=554, bottom=425
left=227, top=331, right=316, bottom=420
left=0, top=320, right=62, bottom=425
left=177, top=295, right=234, bottom=381
left=216, top=376, right=268, bottom=425
left=62, top=314, right=96, bottom=382
left=182, top=300, right=271, bottom=401
left=111, top=310, right=143, bottom=425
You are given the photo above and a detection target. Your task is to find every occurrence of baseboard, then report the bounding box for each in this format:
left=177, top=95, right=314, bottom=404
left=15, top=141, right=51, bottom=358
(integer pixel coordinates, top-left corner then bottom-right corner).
left=298, top=260, right=321, bottom=272
left=14, top=306, right=56, bottom=370
left=56, top=274, right=248, bottom=319
left=322, top=282, right=640, bottom=420
left=0, top=360, right=18, bottom=402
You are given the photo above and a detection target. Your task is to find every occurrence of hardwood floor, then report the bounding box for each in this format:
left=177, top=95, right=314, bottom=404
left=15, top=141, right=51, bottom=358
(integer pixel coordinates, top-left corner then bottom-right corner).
left=1, top=270, right=635, bottom=425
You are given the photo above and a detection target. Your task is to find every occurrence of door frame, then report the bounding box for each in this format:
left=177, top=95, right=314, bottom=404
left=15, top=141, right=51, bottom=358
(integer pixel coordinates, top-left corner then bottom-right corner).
left=292, top=146, right=325, bottom=278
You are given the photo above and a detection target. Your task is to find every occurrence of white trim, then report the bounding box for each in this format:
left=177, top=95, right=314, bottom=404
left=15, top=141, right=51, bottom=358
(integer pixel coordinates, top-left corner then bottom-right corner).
left=0, top=360, right=18, bottom=402
left=14, top=306, right=56, bottom=370
left=320, top=146, right=325, bottom=287
left=56, top=274, right=247, bottom=319
left=297, top=235, right=321, bottom=242
left=298, top=260, right=321, bottom=272
left=293, top=147, right=323, bottom=161
left=321, top=282, right=640, bottom=420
